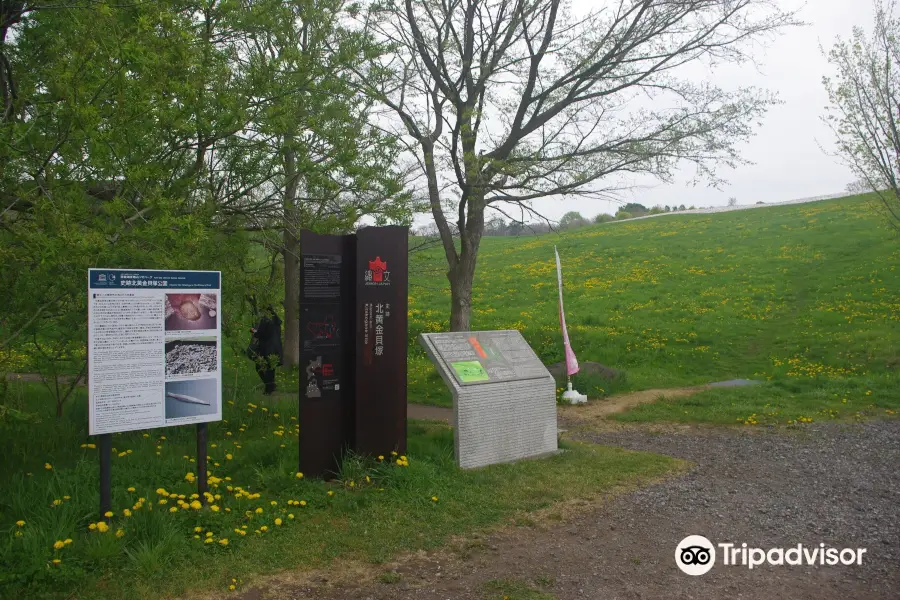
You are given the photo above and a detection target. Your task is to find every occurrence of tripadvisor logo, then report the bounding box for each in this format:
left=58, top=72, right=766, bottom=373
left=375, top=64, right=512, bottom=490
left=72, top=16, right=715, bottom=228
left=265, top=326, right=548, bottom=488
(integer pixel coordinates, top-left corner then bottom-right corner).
left=675, top=535, right=867, bottom=575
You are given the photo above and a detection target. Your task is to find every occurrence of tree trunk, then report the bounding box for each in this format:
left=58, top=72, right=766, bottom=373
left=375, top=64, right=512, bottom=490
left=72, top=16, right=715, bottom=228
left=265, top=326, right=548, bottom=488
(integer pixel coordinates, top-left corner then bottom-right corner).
left=447, top=195, right=485, bottom=332
left=448, top=250, right=476, bottom=331
left=282, top=146, right=301, bottom=367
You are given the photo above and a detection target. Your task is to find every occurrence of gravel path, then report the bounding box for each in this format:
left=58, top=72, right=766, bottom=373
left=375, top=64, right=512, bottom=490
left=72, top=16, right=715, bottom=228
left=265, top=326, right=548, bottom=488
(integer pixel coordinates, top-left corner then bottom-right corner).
left=243, top=420, right=900, bottom=600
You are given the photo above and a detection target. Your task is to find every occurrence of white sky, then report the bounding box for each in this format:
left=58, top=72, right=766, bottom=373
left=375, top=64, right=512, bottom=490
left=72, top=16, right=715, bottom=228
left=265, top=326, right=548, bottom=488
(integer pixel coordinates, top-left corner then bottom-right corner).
left=412, top=0, right=872, bottom=226
left=528, top=0, right=871, bottom=220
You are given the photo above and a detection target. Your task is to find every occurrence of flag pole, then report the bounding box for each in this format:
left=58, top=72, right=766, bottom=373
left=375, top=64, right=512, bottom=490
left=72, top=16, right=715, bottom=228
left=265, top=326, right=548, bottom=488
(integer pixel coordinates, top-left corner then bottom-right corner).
left=554, top=246, right=586, bottom=404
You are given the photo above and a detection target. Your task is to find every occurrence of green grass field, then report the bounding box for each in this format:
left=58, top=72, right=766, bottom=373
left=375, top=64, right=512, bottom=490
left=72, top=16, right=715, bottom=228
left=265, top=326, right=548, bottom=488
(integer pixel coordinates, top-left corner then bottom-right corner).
left=2, top=192, right=899, bottom=598
left=0, top=367, right=677, bottom=600
left=407, top=194, right=900, bottom=424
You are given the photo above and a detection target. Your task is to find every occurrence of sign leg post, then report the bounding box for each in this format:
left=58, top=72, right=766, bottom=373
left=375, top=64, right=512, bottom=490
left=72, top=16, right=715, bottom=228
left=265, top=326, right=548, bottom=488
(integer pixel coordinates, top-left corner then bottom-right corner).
left=99, top=433, right=112, bottom=521
left=197, top=423, right=208, bottom=504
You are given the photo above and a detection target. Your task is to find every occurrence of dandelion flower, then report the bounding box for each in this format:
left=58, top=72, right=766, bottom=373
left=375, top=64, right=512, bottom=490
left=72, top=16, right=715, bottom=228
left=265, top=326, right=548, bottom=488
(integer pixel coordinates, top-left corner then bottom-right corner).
left=288, top=513, right=294, bottom=520
left=274, top=518, right=282, bottom=526
left=96, top=522, right=109, bottom=533
left=104, top=511, right=113, bottom=518
left=210, top=505, right=220, bottom=512
left=53, top=540, right=65, bottom=550
left=156, top=488, right=168, bottom=496
left=194, top=527, right=203, bottom=533
left=218, top=538, right=229, bottom=546
left=295, top=472, right=303, bottom=479
left=229, top=584, right=236, bottom=591
left=327, top=490, right=334, bottom=497
left=116, top=529, right=125, bottom=538
left=51, top=559, right=61, bottom=565
left=260, top=526, right=268, bottom=532
left=377, top=455, right=384, bottom=461
left=226, top=454, right=233, bottom=460
left=431, top=496, right=439, bottom=502
left=255, top=507, right=263, bottom=514
left=206, top=531, right=213, bottom=538
left=169, top=507, right=178, bottom=513
left=204, top=538, right=214, bottom=544
left=299, top=500, right=307, bottom=507
left=88, top=523, right=97, bottom=531
left=44, top=463, right=52, bottom=470
left=15, top=520, right=25, bottom=527
left=123, top=509, right=132, bottom=517
left=63, top=495, right=71, bottom=501
left=63, top=539, right=72, bottom=545
left=191, top=500, right=202, bottom=510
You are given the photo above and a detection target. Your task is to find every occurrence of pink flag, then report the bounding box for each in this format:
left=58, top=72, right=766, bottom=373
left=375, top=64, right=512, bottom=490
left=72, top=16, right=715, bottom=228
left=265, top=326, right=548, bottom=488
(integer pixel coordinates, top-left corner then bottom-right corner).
left=554, top=246, right=579, bottom=377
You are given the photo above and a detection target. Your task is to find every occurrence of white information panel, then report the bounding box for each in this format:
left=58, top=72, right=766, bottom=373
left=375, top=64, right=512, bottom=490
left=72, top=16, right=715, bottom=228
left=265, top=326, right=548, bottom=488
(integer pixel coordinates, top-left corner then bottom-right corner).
left=88, top=269, right=222, bottom=435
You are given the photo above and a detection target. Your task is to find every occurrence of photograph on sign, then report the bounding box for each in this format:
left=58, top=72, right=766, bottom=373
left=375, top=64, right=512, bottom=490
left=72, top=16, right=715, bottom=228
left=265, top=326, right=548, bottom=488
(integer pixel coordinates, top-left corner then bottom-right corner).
left=165, top=378, right=218, bottom=421
left=88, top=269, right=222, bottom=436
left=165, top=292, right=218, bottom=331
left=165, top=337, right=217, bottom=377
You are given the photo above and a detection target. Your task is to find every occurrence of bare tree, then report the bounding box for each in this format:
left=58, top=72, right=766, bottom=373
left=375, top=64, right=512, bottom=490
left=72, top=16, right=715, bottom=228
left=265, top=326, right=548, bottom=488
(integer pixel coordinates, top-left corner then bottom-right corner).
left=824, top=0, right=900, bottom=229
left=363, top=0, right=794, bottom=330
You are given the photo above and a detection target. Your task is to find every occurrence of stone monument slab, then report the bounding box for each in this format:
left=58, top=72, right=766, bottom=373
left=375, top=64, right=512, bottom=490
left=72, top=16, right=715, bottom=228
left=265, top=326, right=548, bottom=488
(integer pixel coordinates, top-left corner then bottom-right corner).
left=419, top=330, right=557, bottom=469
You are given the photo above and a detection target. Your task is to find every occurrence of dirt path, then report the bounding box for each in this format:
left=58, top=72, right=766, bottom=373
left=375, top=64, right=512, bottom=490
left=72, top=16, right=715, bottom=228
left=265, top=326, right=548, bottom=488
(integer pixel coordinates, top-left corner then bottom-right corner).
left=233, top=420, right=900, bottom=600
left=558, top=385, right=708, bottom=422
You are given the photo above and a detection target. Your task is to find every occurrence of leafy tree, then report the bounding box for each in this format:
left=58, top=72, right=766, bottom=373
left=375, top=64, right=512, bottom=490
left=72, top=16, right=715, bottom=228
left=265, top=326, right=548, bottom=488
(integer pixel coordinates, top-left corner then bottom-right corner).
left=361, top=0, right=794, bottom=330
left=0, top=1, right=260, bottom=413
left=824, top=0, right=900, bottom=229
left=615, top=210, right=633, bottom=220
left=622, top=203, right=649, bottom=216
left=559, top=211, right=587, bottom=229
left=593, top=213, right=615, bottom=223
left=678, top=204, right=686, bottom=211
left=231, top=0, right=413, bottom=365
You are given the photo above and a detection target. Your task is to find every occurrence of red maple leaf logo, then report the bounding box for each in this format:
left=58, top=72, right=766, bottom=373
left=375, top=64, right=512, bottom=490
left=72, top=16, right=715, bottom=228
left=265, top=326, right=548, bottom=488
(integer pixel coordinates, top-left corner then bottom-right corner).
left=369, top=256, right=387, bottom=282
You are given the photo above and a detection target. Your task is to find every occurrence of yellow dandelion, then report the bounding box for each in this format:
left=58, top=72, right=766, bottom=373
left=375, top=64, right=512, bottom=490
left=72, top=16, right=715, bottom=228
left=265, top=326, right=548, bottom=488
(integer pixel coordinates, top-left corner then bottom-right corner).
left=104, top=511, right=113, bottom=518
left=63, top=538, right=72, bottom=545
left=44, top=463, right=52, bottom=470
left=53, top=540, right=65, bottom=550
left=274, top=518, right=282, bottom=526
left=115, top=529, right=125, bottom=538
left=51, top=559, right=61, bottom=565
left=295, top=472, right=303, bottom=479
left=218, top=538, right=229, bottom=546
left=15, top=520, right=25, bottom=527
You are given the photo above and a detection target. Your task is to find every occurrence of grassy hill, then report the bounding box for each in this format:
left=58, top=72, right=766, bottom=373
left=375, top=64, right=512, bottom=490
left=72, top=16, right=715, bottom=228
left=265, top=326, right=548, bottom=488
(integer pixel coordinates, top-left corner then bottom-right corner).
left=408, top=194, right=900, bottom=423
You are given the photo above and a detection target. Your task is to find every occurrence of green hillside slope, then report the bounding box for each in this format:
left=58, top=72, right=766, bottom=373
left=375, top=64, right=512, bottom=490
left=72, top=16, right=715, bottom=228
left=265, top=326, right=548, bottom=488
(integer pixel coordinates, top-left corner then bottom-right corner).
left=408, top=194, right=900, bottom=422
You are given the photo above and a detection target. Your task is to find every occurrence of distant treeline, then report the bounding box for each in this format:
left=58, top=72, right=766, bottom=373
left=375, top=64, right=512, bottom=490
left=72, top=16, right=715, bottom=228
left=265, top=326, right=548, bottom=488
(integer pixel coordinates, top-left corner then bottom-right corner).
left=412, top=203, right=708, bottom=237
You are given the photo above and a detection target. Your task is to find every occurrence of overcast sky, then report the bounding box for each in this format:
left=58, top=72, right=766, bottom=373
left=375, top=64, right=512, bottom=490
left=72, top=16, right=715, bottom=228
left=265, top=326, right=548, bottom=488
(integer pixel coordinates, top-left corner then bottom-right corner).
left=477, top=0, right=873, bottom=223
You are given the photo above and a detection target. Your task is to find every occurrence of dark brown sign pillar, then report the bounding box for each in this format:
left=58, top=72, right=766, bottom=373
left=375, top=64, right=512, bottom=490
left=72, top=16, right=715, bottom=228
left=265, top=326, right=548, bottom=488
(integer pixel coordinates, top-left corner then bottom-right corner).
left=355, top=226, right=408, bottom=457
left=298, top=231, right=356, bottom=477
left=297, top=226, right=408, bottom=477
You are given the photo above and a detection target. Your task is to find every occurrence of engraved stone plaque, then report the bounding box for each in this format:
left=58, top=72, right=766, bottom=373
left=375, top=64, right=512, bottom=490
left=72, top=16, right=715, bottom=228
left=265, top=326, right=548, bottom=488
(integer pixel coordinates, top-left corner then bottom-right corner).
left=419, top=330, right=557, bottom=469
